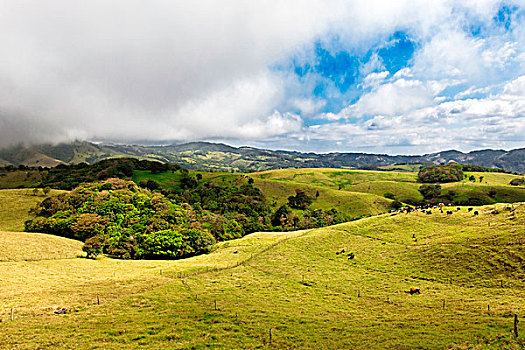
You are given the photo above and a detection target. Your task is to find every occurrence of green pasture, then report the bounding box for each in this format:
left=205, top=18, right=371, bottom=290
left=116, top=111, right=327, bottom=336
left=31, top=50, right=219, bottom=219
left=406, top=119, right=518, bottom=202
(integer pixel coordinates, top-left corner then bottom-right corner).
left=0, top=202, right=524, bottom=348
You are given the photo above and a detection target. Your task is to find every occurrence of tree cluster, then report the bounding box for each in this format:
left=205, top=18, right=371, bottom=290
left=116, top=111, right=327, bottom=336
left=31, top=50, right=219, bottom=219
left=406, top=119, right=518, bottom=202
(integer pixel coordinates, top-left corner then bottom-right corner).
left=418, top=164, right=464, bottom=183
left=25, top=178, right=214, bottom=259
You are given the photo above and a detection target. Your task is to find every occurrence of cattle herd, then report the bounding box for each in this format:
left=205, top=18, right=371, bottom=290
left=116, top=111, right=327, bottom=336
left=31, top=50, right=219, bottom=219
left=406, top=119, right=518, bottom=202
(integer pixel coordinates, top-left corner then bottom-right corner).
left=392, top=203, right=480, bottom=216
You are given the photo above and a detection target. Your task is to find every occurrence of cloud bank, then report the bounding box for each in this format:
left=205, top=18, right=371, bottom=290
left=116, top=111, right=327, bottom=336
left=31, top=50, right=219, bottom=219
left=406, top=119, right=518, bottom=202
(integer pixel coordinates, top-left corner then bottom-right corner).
left=0, top=0, right=524, bottom=154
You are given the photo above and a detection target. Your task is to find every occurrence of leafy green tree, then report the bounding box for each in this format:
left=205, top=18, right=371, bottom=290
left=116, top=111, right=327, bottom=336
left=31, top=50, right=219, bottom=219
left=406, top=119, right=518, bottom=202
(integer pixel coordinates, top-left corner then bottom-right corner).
left=137, top=229, right=183, bottom=259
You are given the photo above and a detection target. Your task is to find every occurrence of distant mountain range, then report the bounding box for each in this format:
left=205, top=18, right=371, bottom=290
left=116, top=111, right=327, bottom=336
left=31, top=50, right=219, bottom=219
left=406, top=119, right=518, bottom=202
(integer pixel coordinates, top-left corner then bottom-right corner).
left=0, top=141, right=523, bottom=173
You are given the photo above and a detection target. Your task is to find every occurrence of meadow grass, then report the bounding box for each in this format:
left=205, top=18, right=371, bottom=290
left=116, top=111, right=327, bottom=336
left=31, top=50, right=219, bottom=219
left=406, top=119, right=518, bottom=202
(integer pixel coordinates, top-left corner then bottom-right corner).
left=0, top=231, right=83, bottom=261
left=0, top=189, right=66, bottom=232
left=0, top=203, right=524, bottom=349
left=462, top=172, right=525, bottom=186
left=0, top=170, right=43, bottom=189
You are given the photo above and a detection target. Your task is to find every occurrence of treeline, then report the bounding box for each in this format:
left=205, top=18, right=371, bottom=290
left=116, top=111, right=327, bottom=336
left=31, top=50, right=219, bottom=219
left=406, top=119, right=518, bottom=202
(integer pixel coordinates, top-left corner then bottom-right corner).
left=0, top=158, right=179, bottom=190
left=461, top=164, right=509, bottom=173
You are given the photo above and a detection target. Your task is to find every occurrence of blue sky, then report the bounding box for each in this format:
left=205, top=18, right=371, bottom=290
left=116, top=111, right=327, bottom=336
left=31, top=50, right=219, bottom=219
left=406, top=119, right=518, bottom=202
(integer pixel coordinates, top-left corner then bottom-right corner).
left=0, top=1, right=524, bottom=154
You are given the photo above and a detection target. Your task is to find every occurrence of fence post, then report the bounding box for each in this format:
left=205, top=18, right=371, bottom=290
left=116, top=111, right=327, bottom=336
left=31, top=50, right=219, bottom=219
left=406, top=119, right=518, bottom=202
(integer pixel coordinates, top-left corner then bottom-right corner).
left=514, top=314, right=519, bottom=338
left=11, top=308, right=14, bottom=321
left=269, top=328, right=272, bottom=344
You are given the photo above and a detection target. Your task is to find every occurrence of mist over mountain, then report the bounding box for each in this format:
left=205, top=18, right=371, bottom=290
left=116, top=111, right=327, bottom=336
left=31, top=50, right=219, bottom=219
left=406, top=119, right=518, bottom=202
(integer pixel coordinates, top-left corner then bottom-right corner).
left=0, top=141, right=523, bottom=173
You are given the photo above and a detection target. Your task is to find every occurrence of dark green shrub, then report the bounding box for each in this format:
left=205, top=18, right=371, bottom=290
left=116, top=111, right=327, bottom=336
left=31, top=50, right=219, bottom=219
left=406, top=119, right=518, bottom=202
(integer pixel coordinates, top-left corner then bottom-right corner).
left=287, top=189, right=313, bottom=209
left=419, top=184, right=442, bottom=200
left=390, top=200, right=403, bottom=210
left=510, top=178, right=525, bottom=186
left=384, top=192, right=396, bottom=200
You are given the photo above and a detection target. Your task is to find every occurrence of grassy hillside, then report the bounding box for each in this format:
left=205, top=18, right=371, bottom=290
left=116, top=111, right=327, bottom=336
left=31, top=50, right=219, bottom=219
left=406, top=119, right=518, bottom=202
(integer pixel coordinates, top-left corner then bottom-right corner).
left=463, top=171, right=525, bottom=186
left=0, top=203, right=524, bottom=348
left=0, top=170, right=44, bottom=189
left=258, top=168, right=525, bottom=206
left=0, top=231, right=83, bottom=261
left=131, top=168, right=525, bottom=222
left=253, top=168, right=426, bottom=205
left=132, top=168, right=397, bottom=220
left=0, top=189, right=66, bottom=231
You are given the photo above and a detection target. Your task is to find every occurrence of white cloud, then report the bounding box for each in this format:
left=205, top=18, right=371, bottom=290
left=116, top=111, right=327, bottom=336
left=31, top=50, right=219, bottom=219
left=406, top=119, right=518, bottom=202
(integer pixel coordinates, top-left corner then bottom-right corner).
left=0, top=0, right=523, bottom=154
left=337, top=78, right=435, bottom=118
left=302, top=75, right=525, bottom=154
left=291, top=98, right=326, bottom=115
left=361, top=71, right=389, bottom=88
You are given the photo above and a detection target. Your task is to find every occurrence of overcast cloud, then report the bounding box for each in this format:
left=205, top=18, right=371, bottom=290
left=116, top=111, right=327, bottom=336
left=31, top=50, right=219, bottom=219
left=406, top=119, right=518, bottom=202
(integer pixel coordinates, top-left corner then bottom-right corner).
left=0, top=0, right=524, bottom=154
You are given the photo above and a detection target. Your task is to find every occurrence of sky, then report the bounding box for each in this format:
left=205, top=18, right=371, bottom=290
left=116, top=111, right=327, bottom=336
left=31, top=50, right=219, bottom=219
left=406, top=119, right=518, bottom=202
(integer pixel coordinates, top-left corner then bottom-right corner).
left=0, top=0, right=524, bottom=155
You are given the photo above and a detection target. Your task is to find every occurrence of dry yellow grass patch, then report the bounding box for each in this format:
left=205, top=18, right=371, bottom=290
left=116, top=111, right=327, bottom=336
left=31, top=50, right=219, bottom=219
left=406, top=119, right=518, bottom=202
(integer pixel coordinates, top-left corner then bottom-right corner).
left=0, top=189, right=66, bottom=231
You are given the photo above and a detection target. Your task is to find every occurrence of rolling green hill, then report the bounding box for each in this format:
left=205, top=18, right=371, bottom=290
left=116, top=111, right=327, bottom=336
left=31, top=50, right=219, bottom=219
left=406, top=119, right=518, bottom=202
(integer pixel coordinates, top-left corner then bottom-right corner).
left=1, top=141, right=524, bottom=172
left=131, top=167, right=525, bottom=219
left=0, top=202, right=524, bottom=348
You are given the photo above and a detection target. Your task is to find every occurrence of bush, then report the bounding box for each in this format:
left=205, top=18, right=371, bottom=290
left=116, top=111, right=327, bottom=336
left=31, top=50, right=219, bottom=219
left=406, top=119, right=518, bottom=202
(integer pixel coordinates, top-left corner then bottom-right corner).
left=510, top=178, right=525, bottom=186
left=25, top=179, right=215, bottom=260
left=271, top=205, right=290, bottom=227
left=287, top=189, right=313, bottom=209
left=419, top=184, right=442, bottom=200
left=390, top=200, right=403, bottom=210
left=384, top=192, right=396, bottom=200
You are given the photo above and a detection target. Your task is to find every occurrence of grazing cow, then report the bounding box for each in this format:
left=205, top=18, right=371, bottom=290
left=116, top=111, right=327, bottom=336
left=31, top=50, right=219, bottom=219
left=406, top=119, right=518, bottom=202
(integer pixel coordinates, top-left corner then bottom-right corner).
left=405, top=287, right=421, bottom=295
left=457, top=207, right=461, bottom=211
left=426, top=210, right=432, bottom=215
left=468, top=208, right=473, bottom=212
left=474, top=211, right=479, bottom=216
left=446, top=210, right=453, bottom=215
left=347, top=253, right=355, bottom=260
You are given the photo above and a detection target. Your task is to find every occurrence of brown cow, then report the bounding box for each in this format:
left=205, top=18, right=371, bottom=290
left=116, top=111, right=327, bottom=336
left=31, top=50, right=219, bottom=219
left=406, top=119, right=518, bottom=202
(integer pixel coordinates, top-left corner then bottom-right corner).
left=405, top=287, right=420, bottom=295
